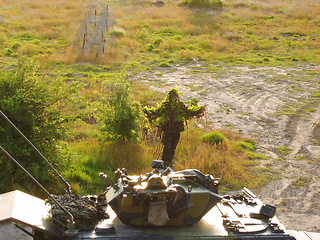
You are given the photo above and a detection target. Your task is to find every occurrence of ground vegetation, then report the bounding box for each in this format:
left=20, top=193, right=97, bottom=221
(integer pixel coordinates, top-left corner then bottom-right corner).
left=0, top=0, right=318, bottom=200
left=0, top=60, right=75, bottom=194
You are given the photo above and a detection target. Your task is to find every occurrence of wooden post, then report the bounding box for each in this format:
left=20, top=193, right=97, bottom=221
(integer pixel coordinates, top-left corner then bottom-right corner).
left=106, top=5, right=109, bottom=32
left=85, top=25, right=87, bottom=43
left=102, top=31, right=105, bottom=53
left=95, top=10, right=97, bottom=27
left=82, top=34, right=86, bottom=55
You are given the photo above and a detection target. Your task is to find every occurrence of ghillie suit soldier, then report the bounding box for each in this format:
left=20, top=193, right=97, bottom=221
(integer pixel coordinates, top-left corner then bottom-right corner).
left=143, top=88, right=205, bottom=167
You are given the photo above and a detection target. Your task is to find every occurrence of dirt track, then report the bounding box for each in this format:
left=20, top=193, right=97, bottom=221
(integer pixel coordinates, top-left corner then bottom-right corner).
left=134, top=63, right=320, bottom=232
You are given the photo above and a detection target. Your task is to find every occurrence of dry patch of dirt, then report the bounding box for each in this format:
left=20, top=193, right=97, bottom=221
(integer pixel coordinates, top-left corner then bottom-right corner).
left=132, top=63, right=320, bottom=232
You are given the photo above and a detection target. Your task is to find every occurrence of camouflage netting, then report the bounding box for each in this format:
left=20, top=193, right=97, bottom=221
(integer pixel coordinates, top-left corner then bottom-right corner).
left=47, top=194, right=109, bottom=231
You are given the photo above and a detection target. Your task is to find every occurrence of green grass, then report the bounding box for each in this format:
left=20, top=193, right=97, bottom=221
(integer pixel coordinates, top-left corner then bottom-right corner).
left=1, top=0, right=319, bottom=195
left=1, top=0, right=319, bottom=68
left=62, top=137, right=158, bottom=194
left=201, top=131, right=227, bottom=146
left=293, top=176, right=308, bottom=187
left=175, top=127, right=270, bottom=189
left=275, top=146, right=292, bottom=156
left=311, top=92, right=320, bottom=98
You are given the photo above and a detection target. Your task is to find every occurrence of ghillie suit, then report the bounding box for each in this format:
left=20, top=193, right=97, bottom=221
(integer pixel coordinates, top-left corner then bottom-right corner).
left=143, top=89, right=205, bottom=167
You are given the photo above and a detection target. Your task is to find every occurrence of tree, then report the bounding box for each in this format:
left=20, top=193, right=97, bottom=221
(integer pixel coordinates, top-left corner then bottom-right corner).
left=143, top=88, right=205, bottom=167
left=100, top=81, right=141, bottom=142
left=0, top=60, right=71, bottom=195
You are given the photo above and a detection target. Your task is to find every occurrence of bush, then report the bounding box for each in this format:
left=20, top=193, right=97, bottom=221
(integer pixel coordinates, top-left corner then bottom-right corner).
left=0, top=60, right=71, bottom=195
left=201, top=131, right=226, bottom=146
left=111, top=30, right=124, bottom=38
left=179, top=0, right=223, bottom=9
left=158, top=62, right=170, bottom=67
left=100, top=81, right=142, bottom=142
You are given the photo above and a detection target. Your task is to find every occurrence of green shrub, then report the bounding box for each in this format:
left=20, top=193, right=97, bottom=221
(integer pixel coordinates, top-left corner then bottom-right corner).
left=180, top=0, right=223, bottom=9
left=100, top=81, right=142, bottom=142
left=158, top=62, right=170, bottom=67
left=201, top=131, right=226, bottom=146
left=111, top=30, right=124, bottom=38
left=0, top=60, right=72, bottom=195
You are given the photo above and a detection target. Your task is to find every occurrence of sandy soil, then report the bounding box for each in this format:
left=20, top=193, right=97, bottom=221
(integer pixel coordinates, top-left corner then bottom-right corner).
left=133, top=63, right=320, bottom=232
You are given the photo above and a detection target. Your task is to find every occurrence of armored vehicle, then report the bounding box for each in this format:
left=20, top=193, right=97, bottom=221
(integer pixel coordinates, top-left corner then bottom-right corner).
left=101, top=160, right=222, bottom=227
left=2, top=160, right=319, bottom=239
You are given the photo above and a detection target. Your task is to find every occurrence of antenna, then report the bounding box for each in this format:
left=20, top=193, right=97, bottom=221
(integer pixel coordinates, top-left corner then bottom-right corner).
left=0, top=110, right=71, bottom=193
left=0, top=146, right=78, bottom=237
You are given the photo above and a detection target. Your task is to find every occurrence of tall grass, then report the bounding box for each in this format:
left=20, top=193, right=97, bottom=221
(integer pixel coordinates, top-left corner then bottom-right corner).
left=174, top=127, right=269, bottom=190
left=63, top=125, right=268, bottom=195
left=63, top=136, right=158, bottom=195
left=1, top=0, right=319, bottom=66
left=0, top=0, right=87, bottom=66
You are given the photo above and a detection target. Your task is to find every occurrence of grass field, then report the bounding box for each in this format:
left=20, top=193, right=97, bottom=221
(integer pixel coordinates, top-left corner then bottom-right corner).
left=0, top=0, right=319, bottom=195
left=1, top=0, right=319, bottom=67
